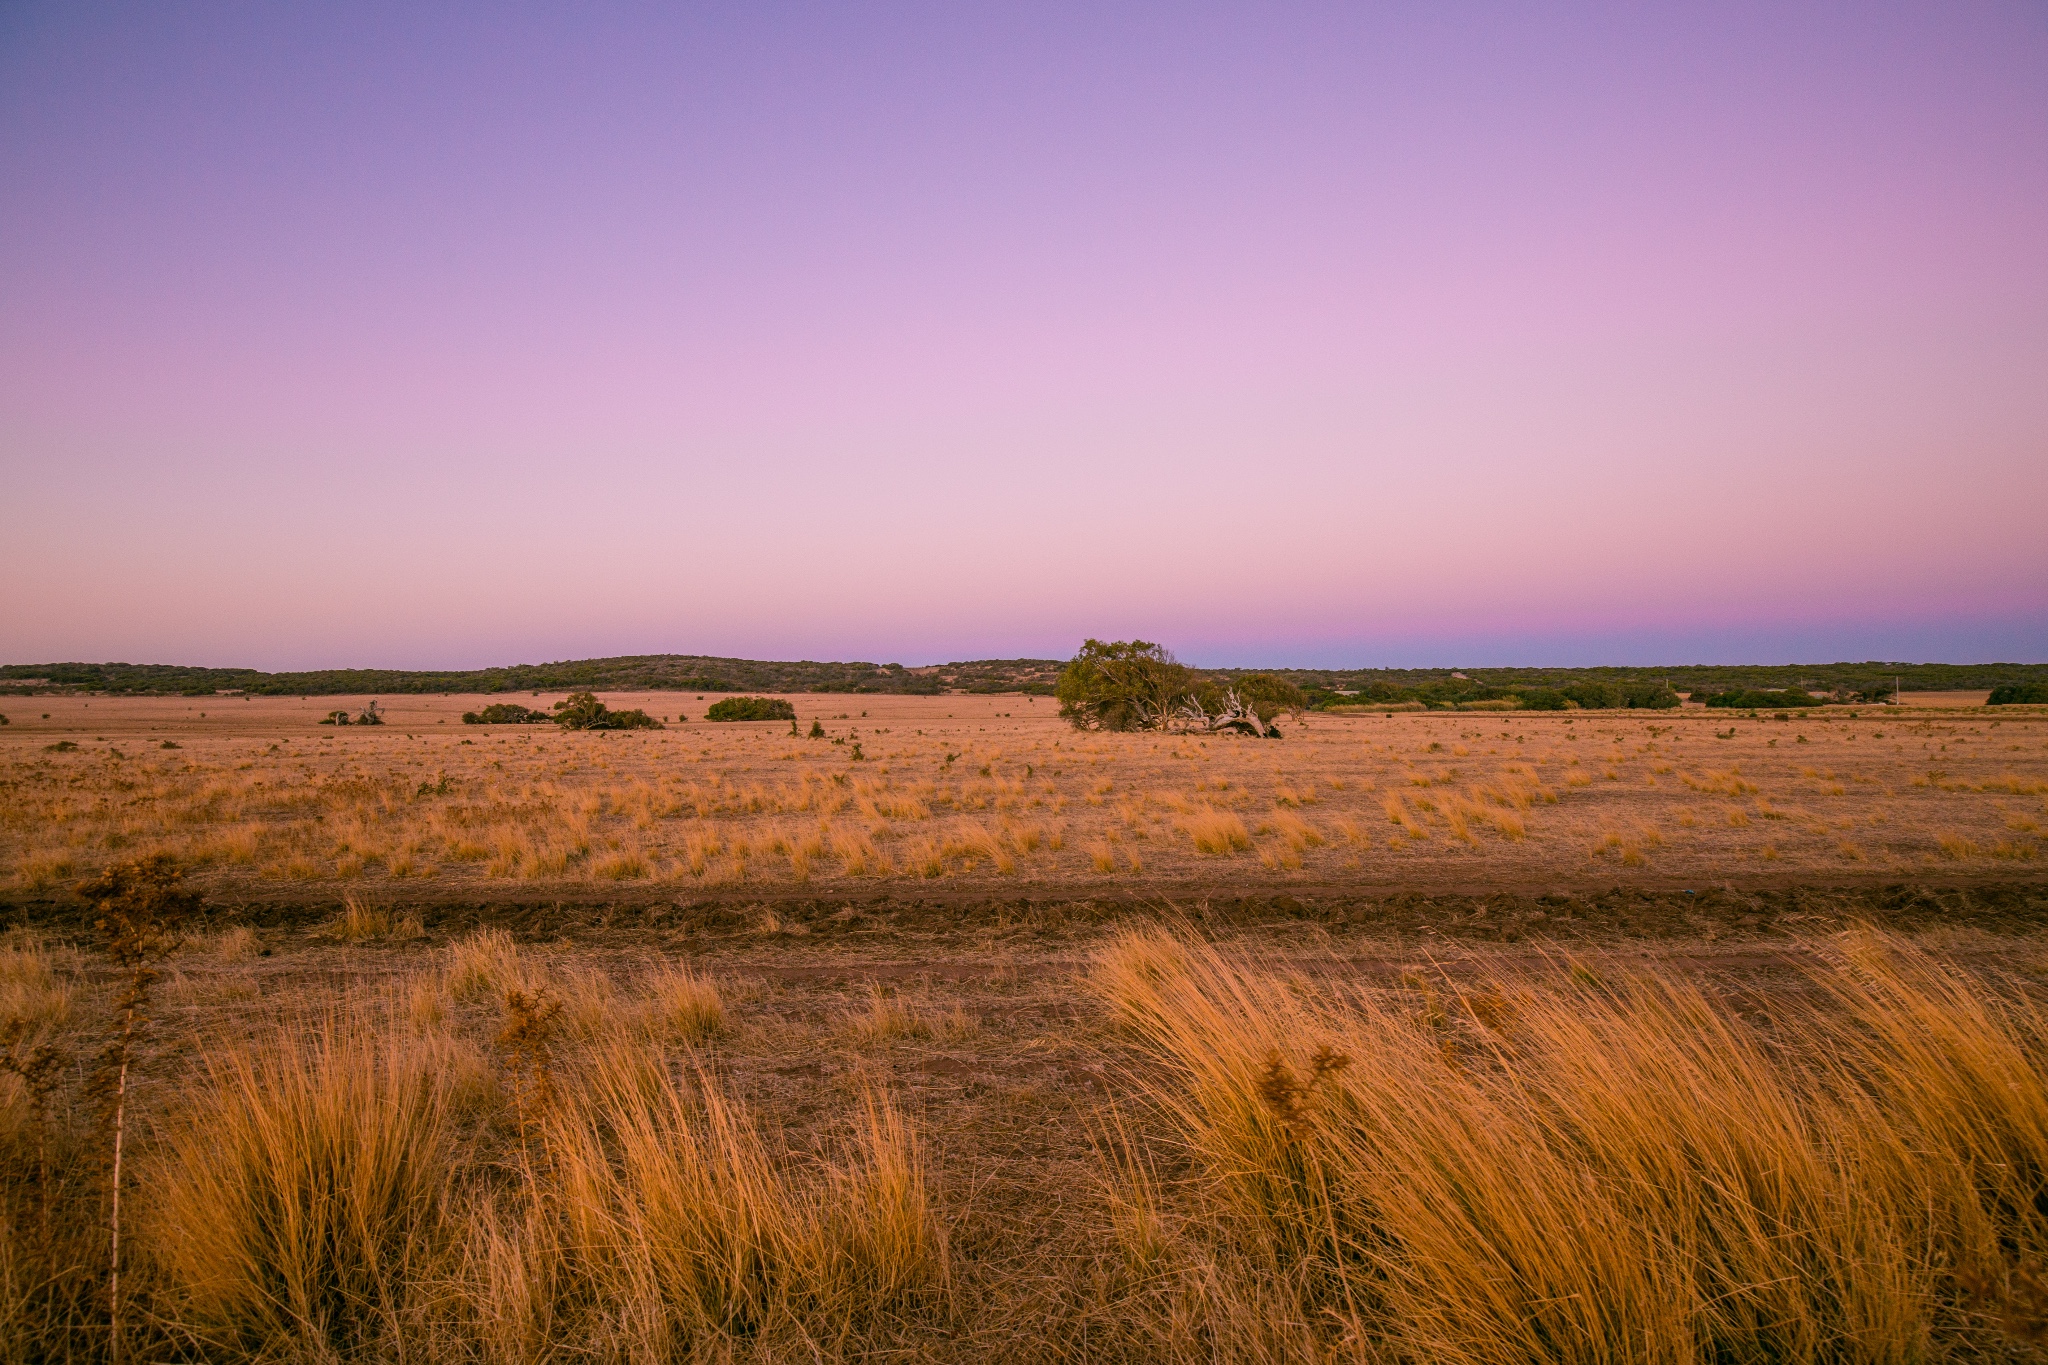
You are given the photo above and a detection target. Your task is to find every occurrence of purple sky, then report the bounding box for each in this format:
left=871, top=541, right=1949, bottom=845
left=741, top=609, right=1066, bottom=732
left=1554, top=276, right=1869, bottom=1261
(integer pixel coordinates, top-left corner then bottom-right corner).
left=3, top=3, right=2044, bottom=670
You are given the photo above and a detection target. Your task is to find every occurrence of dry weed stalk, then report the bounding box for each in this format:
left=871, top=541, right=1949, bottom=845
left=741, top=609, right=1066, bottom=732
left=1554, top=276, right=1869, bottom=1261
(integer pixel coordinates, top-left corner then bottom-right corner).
left=77, top=854, right=194, bottom=1363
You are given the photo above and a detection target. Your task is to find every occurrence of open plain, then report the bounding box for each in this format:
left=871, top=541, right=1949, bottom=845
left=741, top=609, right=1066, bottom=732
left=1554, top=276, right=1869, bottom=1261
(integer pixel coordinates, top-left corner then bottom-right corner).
left=4, top=690, right=2045, bottom=899
left=4, top=693, right=2048, bottom=1361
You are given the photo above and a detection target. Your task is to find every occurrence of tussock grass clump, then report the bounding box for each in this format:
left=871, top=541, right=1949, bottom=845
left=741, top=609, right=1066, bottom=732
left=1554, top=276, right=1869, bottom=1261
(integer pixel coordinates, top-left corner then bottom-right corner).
left=14, top=852, right=77, bottom=891
left=481, top=1041, right=949, bottom=1352
left=1179, top=807, right=1250, bottom=856
left=144, top=1015, right=456, bottom=1358
left=446, top=927, right=529, bottom=1001
left=644, top=962, right=728, bottom=1042
left=850, top=983, right=933, bottom=1042
left=0, top=932, right=76, bottom=1032
left=197, top=925, right=261, bottom=960
left=1087, top=925, right=2048, bottom=1363
left=322, top=894, right=423, bottom=943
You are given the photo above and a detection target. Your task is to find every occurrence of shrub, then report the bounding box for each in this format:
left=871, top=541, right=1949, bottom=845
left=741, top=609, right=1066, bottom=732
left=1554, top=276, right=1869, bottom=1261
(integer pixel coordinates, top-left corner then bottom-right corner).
left=1701, top=689, right=1825, bottom=709
left=461, top=703, right=551, bottom=725
left=552, top=692, right=663, bottom=730
left=1562, top=681, right=1625, bottom=710
left=1989, top=683, right=2048, bottom=705
left=706, top=697, right=796, bottom=722
left=1056, top=640, right=1193, bottom=732
left=1517, top=688, right=1568, bottom=710
left=1624, top=683, right=1682, bottom=709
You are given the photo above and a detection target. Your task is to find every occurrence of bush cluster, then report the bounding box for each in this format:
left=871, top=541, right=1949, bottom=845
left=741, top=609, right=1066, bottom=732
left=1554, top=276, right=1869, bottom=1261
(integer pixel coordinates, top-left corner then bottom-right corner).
left=1515, top=683, right=1681, bottom=711
left=1311, top=678, right=1679, bottom=712
left=460, top=703, right=552, bottom=725
left=706, top=696, right=796, bottom=722
left=1989, top=683, right=2048, bottom=705
left=1698, top=689, right=1826, bottom=709
left=552, top=692, right=662, bottom=730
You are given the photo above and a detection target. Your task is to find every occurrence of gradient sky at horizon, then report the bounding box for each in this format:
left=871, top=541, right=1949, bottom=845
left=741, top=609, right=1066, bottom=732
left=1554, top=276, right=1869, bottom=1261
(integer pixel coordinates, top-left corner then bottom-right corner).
left=3, top=2, right=2045, bottom=671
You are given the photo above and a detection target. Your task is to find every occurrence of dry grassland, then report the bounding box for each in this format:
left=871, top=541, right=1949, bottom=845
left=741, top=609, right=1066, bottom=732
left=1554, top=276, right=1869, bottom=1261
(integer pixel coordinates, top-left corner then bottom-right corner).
left=3, top=906, right=2046, bottom=1361
left=4, top=692, right=2048, bottom=1357
left=3, top=692, right=2046, bottom=900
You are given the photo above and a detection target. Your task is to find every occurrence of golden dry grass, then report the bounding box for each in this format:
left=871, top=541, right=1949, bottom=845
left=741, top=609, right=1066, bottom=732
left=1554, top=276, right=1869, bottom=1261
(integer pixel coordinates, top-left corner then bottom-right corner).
left=1, top=692, right=2043, bottom=893
left=3, top=903, right=2048, bottom=1360
left=1087, top=923, right=2048, bottom=1362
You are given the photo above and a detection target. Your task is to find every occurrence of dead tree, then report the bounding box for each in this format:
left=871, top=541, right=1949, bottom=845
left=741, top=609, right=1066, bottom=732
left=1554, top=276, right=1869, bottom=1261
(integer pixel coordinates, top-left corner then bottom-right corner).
left=1141, top=688, right=1281, bottom=738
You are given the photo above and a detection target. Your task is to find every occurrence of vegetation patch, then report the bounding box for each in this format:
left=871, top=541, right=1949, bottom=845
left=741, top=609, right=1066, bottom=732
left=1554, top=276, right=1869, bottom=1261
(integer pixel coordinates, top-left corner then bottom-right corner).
left=551, top=692, right=662, bottom=730
left=460, top=703, right=552, bottom=725
left=706, top=697, right=797, bottom=722
left=1698, top=689, right=1827, bottom=709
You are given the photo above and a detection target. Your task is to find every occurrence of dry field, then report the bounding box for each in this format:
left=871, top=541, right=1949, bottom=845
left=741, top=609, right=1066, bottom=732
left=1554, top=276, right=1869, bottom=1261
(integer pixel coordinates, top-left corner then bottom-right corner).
left=3, top=691, right=2046, bottom=902
left=5, top=692, right=2048, bottom=1360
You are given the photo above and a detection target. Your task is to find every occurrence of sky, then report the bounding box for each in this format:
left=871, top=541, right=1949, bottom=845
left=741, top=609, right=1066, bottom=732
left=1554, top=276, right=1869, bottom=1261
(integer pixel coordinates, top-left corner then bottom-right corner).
left=2, top=2, right=2045, bottom=671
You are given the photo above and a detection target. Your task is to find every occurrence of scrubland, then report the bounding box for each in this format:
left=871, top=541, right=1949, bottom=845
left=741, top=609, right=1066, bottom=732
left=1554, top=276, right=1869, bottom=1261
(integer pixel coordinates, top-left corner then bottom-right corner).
left=2, top=692, right=2045, bottom=899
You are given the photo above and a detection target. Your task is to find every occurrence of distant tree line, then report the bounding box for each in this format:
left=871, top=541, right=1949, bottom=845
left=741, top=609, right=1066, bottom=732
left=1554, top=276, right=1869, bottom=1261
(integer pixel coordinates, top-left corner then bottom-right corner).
left=5, top=654, right=2044, bottom=701
left=0, top=655, right=1064, bottom=698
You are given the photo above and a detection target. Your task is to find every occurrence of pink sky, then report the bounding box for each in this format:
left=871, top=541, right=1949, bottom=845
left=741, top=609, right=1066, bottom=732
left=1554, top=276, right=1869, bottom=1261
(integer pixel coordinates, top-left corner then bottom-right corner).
left=2, top=3, right=2044, bottom=669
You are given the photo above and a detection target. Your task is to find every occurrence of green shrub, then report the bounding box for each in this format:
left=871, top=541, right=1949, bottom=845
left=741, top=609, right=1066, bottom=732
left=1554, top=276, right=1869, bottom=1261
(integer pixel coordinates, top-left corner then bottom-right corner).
left=461, top=703, right=551, bottom=725
left=1517, top=688, right=1568, bottom=710
left=705, top=696, right=796, bottom=722
left=1562, top=681, right=1624, bottom=710
left=1988, top=683, right=2048, bottom=705
left=1701, top=689, right=1825, bottom=708
left=552, top=692, right=664, bottom=730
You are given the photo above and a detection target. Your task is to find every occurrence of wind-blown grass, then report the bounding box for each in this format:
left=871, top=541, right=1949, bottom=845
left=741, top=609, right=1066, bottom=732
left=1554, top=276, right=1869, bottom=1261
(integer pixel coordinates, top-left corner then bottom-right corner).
left=1087, top=924, right=2048, bottom=1363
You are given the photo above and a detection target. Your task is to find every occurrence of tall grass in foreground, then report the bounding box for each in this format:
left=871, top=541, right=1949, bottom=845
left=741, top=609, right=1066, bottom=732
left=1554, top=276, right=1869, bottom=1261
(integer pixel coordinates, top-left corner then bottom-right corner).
left=144, top=1018, right=456, bottom=1359
left=9, top=916, right=2048, bottom=1361
left=1089, top=926, right=2048, bottom=1363
left=489, top=1039, right=948, bottom=1356
left=120, top=982, right=947, bottom=1361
